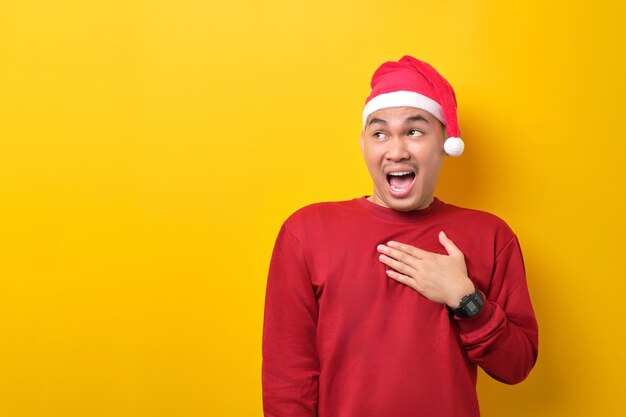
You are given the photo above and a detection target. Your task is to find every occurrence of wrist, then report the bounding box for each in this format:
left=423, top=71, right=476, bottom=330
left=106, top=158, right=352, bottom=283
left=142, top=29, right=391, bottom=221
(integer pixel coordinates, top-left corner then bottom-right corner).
left=446, top=278, right=475, bottom=308
left=447, top=289, right=484, bottom=319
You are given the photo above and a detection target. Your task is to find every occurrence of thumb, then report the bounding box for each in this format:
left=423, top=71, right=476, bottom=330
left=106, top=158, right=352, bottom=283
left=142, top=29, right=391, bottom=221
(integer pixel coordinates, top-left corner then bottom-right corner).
left=439, top=231, right=462, bottom=257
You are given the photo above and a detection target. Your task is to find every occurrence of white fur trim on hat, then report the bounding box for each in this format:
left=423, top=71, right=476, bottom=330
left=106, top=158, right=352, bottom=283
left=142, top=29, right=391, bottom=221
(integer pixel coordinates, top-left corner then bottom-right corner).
left=362, top=90, right=444, bottom=128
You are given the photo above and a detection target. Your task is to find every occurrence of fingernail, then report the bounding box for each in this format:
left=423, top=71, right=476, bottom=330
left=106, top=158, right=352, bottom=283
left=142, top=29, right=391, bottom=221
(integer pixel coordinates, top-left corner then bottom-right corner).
left=377, top=244, right=385, bottom=251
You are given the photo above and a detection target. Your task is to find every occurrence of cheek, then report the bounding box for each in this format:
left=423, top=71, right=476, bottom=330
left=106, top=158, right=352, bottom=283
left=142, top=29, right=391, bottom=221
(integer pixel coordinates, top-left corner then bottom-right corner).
left=364, top=157, right=381, bottom=177
left=415, top=146, right=445, bottom=176
left=362, top=147, right=381, bottom=169
left=363, top=155, right=388, bottom=184
left=425, top=136, right=445, bottom=155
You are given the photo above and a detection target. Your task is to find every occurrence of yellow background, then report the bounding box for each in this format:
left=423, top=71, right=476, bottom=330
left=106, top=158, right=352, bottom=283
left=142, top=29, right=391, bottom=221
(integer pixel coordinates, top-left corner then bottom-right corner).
left=1, top=0, right=625, bottom=416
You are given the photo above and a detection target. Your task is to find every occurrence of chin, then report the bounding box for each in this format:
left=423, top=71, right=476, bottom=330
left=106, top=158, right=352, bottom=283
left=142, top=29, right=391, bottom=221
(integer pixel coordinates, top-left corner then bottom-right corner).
left=389, top=202, right=422, bottom=212
left=383, top=195, right=427, bottom=212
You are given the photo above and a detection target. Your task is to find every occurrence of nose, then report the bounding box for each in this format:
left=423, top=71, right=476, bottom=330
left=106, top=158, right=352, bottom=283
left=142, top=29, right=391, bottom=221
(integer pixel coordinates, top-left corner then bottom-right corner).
left=385, top=137, right=410, bottom=161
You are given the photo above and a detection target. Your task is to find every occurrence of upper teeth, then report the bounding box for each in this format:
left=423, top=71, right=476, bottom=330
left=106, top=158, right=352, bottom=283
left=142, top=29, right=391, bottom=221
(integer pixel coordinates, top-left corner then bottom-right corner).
left=388, top=171, right=411, bottom=176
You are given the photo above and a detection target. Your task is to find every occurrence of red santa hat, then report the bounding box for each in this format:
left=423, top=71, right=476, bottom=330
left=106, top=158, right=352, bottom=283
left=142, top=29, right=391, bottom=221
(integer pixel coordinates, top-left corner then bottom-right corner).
left=362, top=55, right=465, bottom=157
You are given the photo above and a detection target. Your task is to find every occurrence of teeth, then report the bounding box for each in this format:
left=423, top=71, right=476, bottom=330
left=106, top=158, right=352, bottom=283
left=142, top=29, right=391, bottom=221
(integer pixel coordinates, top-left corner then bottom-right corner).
left=388, top=171, right=412, bottom=176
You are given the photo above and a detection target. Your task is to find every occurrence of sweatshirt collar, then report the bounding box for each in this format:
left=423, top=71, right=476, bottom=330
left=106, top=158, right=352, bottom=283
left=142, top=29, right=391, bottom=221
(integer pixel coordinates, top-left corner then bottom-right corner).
left=353, top=196, right=444, bottom=223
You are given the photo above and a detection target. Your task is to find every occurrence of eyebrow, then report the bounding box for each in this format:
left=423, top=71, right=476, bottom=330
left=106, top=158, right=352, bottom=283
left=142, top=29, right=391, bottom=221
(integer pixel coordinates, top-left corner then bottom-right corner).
left=405, top=114, right=430, bottom=124
left=367, top=117, right=387, bottom=126
left=367, top=114, right=431, bottom=127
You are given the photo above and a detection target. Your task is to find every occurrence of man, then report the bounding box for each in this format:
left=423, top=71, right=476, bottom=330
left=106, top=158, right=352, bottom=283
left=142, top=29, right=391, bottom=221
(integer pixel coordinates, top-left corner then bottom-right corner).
left=262, top=55, right=538, bottom=417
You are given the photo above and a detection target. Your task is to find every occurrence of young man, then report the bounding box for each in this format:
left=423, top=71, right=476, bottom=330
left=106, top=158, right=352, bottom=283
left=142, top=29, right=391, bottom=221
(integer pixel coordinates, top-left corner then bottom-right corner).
left=262, top=55, right=538, bottom=417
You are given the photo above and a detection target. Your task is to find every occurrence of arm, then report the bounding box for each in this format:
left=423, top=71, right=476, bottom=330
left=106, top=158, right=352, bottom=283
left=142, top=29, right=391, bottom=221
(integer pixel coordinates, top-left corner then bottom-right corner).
left=262, top=224, right=320, bottom=416
left=454, top=236, right=538, bottom=384
left=377, top=232, right=538, bottom=384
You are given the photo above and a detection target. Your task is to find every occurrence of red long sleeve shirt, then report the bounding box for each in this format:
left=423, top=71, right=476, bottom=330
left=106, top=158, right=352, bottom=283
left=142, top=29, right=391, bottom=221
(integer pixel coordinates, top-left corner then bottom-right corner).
left=262, top=197, right=538, bottom=417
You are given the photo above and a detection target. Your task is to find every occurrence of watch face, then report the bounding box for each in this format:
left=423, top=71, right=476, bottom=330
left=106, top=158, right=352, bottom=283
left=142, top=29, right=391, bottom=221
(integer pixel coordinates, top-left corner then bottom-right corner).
left=451, top=291, right=483, bottom=319
left=466, top=301, right=479, bottom=315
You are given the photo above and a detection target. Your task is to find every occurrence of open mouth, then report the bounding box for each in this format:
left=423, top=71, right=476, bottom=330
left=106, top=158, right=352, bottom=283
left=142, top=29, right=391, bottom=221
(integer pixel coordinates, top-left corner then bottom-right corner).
left=386, top=171, right=416, bottom=196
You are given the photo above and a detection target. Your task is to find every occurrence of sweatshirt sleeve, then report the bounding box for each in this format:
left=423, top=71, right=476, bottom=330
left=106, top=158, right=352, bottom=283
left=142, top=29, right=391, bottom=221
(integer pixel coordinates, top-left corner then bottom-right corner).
left=262, top=223, right=320, bottom=416
left=455, top=235, right=539, bottom=384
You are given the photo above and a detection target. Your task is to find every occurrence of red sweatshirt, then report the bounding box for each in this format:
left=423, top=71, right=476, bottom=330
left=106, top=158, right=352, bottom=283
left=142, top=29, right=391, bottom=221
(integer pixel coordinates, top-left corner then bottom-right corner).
left=262, top=197, right=538, bottom=417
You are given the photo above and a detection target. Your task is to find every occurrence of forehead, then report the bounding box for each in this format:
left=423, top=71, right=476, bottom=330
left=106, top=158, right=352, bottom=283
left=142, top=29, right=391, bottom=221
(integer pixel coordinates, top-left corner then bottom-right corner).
left=366, top=106, right=439, bottom=126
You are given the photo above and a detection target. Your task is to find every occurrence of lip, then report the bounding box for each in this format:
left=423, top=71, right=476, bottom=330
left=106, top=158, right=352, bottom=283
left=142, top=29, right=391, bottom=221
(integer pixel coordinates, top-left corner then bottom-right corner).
left=384, top=166, right=415, bottom=175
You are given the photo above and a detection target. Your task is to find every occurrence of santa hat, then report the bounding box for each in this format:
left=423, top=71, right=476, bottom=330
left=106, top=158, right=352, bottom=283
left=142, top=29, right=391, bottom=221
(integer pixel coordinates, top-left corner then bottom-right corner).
left=362, top=56, right=465, bottom=157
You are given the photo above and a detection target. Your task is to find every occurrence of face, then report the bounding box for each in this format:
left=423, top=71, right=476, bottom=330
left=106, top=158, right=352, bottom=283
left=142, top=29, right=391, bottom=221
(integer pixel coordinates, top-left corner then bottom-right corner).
left=361, top=106, right=446, bottom=211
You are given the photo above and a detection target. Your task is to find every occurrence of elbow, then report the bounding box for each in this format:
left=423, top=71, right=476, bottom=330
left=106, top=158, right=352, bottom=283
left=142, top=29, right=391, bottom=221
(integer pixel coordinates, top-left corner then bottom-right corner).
left=491, top=370, right=530, bottom=385
left=489, top=350, right=538, bottom=385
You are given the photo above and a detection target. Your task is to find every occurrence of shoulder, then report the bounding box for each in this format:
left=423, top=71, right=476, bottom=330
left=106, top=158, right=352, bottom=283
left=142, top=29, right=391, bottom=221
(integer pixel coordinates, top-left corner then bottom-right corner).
left=285, top=199, right=358, bottom=224
left=440, top=201, right=517, bottom=244
left=442, top=202, right=510, bottom=227
left=280, top=199, right=361, bottom=237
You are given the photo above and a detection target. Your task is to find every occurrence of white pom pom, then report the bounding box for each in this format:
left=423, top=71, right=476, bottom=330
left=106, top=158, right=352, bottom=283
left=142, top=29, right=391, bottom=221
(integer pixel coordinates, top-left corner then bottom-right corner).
left=444, top=137, right=464, bottom=157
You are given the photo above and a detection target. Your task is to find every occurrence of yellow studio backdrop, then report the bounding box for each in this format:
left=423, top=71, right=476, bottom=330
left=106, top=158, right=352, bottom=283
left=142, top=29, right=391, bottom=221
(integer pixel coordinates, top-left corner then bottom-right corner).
left=1, top=0, right=624, bottom=416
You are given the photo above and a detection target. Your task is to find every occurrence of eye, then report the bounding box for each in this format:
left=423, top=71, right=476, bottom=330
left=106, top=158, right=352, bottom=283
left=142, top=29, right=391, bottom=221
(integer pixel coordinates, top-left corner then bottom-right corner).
left=373, top=131, right=386, bottom=139
left=408, top=129, right=423, bottom=137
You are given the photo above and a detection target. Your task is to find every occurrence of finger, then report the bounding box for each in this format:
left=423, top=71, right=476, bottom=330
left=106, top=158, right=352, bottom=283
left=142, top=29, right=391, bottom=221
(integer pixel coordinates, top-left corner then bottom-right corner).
left=438, top=231, right=462, bottom=257
left=385, top=269, right=417, bottom=290
left=378, top=253, right=417, bottom=276
left=377, top=244, right=420, bottom=267
left=385, top=241, right=428, bottom=259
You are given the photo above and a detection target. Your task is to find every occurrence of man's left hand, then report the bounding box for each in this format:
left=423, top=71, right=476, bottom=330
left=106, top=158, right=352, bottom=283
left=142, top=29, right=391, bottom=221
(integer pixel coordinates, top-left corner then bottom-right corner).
left=377, top=231, right=475, bottom=308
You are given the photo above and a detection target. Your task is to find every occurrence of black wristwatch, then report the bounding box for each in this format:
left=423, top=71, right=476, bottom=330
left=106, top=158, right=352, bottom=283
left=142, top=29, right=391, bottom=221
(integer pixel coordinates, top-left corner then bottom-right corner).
left=447, top=290, right=484, bottom=319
